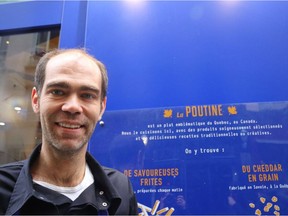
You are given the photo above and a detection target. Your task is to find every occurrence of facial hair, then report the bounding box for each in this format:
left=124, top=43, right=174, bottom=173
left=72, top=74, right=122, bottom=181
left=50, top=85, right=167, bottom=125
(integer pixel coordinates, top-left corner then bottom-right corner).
left=40, top=112, right=96, bottom=156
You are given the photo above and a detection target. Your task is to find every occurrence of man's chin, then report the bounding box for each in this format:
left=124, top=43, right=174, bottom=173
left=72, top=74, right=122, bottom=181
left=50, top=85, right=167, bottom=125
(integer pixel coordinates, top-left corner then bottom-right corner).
left=50, top=141, right=87, bottom=155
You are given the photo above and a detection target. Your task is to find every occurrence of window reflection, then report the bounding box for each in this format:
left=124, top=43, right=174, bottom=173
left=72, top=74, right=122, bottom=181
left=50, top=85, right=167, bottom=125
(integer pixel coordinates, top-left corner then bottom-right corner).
left=0, top=27, right=59, bottom=164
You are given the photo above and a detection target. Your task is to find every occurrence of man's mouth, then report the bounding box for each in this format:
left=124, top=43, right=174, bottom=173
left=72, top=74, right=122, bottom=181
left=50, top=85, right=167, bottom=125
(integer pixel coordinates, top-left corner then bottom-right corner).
left=57, top=122, right=83, bottom=129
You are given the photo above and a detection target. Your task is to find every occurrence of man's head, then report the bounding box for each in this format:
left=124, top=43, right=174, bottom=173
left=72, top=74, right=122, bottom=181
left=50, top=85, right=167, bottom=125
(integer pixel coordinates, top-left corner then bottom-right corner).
left=34, top=49, right=108, bottom=101
left=31, top=48, right=108, bottom=154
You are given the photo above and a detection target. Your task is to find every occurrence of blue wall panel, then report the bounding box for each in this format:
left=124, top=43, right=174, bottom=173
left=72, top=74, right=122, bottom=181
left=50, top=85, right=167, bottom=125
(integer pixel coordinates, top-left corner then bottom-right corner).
left=59, top=0, right=88, bottom=48
left=0, top=0, right=88, bottom=49
left=0, top=1, right=63, bottom=30
left=85, top=1, right=288, bottom=110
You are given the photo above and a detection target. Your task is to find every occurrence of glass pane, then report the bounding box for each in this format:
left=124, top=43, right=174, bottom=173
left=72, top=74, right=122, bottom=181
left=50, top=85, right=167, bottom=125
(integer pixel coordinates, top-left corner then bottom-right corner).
left=0, top=28, right=59, bottom=164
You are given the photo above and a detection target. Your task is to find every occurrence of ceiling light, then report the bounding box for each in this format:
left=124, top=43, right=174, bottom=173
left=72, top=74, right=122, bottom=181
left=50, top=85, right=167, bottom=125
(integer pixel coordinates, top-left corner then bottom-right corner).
left=14, top=106, right=22, bottom=111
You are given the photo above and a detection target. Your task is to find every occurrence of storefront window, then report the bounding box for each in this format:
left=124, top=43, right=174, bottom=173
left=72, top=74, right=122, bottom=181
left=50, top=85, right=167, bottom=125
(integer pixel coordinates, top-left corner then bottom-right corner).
left=0, top=27, right=59, bottom=164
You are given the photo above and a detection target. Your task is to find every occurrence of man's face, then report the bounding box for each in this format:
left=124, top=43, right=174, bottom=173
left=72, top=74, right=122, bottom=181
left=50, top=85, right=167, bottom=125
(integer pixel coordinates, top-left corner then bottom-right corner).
left=31, top=52, right=106, bottom=154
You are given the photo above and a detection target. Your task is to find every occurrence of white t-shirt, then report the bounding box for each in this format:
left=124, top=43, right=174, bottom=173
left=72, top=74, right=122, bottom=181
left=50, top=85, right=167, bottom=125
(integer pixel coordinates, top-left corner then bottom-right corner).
left=33, top=164, right=94, bottom=201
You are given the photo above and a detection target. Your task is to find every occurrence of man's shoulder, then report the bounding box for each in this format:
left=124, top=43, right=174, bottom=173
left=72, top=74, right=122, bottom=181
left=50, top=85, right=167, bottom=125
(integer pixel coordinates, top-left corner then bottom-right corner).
left=0, top=160, right=25, bottom=180
left=0, top=160, right=25, bottom=170
left=102, top=166, right=126, bottom=177
left=101, top=166, right=131, bottom=185
left=101, top=166, right=135, bottom=198
left=0, top=160, right=25, bottom=214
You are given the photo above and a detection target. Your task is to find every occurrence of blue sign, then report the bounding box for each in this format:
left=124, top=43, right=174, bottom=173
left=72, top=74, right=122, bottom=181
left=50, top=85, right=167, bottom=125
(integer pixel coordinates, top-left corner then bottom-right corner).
left=89, top=101, right=288, bottom=215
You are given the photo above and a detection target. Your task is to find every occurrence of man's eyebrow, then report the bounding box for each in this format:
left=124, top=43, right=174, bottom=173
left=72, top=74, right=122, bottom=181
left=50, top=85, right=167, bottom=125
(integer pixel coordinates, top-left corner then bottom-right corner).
left=80, top=86, right=100, bottom=94
left=46, top=81, right=70, bottom=89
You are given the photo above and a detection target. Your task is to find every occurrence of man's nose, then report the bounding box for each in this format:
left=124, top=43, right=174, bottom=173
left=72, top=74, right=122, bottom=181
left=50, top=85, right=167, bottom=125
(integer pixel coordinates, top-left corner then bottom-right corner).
left=62, top=95, right=83, bottom=114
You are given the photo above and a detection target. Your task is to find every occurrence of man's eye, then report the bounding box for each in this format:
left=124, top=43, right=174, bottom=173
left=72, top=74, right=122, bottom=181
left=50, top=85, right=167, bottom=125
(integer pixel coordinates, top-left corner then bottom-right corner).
left=51, top=90, right=64, bottom=95
left=82, top=93, right=96, bottom=99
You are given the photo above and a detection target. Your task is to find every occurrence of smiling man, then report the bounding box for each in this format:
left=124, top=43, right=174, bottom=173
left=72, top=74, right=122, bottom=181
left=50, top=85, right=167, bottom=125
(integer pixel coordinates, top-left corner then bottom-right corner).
left=0, top=49, right=138, bottom=215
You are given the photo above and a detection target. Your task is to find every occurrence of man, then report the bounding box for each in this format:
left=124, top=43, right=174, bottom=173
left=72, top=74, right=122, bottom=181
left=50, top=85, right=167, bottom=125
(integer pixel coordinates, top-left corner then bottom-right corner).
left=0, top=49, right=138, bottom=215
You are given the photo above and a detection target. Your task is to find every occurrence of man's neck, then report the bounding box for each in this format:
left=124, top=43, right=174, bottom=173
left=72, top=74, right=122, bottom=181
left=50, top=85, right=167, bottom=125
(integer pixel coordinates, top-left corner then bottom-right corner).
left=30, top=144, right=87, bottom=187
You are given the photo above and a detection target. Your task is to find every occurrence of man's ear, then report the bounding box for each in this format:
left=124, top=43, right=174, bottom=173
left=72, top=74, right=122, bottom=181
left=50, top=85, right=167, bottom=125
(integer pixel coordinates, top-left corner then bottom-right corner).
left=99, top=97, right=107, bottom=121
left=31, top=87, right=40, bottom=113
